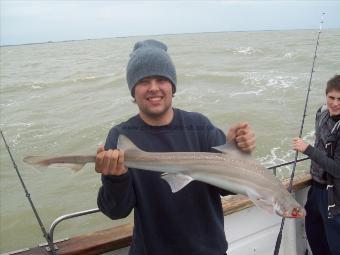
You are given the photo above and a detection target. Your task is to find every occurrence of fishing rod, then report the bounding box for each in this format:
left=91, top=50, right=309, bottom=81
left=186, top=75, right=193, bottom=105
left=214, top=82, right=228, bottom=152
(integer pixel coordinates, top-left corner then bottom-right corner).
left=273, top=12, right=325, bottom=255
left=0, top=130, right=58, bottom=255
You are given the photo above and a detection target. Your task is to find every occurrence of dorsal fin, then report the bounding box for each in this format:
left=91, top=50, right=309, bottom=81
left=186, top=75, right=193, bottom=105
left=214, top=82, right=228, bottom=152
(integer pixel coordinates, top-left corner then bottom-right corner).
left=212, top=142, right=237, bottom=154
left=117, top=135, right=143, bottom=153
left=212, top=142, right=251, bottom=157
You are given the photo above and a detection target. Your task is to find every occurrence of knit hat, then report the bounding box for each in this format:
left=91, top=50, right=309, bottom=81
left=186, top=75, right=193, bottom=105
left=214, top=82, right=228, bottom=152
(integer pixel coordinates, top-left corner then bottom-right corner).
left=126, top=39, right=177, bottom=96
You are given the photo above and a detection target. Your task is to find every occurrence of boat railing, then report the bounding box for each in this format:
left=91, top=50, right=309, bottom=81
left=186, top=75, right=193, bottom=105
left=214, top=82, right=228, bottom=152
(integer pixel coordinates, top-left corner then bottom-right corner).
left=47, top=156, right=310, bottom=245
left=267, top=156, right=309, bottom=176
left=48, top=208, right=100, bottom=245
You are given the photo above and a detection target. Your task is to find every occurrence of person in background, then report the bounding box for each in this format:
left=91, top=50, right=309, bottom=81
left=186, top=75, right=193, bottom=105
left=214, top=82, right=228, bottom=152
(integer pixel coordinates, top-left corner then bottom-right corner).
left=293, top=75, right=340, bottom=255
left=96, top=39, right=256, bottom=255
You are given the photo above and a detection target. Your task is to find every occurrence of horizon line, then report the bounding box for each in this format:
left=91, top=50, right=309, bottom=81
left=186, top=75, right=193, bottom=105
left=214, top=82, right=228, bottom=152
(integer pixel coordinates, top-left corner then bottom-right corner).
left=2, top=27, right=339, bottom=48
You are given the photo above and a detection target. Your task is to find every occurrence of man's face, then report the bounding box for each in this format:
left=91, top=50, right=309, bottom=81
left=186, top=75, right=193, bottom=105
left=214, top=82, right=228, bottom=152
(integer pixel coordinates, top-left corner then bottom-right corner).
left=134, top=76, right=173, bottom=119
left=326, top=89, right=340, bottom=116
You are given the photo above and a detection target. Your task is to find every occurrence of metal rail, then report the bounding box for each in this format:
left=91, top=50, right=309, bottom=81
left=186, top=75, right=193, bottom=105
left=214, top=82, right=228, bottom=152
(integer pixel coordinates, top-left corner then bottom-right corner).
left=268, top=156, right=309, bottom=175
left=47, top=156, right=311, bottom=244
left=48, top=208, right=100, bottom=244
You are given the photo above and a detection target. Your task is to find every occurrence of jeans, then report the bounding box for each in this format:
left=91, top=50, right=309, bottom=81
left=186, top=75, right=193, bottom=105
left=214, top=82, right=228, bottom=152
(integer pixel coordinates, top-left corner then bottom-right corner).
left=305, top=184, right=340, bottom=255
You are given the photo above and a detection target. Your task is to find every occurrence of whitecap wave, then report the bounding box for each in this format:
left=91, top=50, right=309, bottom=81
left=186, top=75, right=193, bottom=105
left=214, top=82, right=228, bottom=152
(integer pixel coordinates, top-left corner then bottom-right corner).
left=0, top=99, right=16, bottom=107
left=266, top=76, right=295, bottom=88
left=230, top=72, right=299, bottom=97
left=230, top=89, right=264, bottom=97
left=233, top=47, right=260, bottom=55
left=283, top=52, right=295, bottom=59
left=258, top=132, right=315, bottom=179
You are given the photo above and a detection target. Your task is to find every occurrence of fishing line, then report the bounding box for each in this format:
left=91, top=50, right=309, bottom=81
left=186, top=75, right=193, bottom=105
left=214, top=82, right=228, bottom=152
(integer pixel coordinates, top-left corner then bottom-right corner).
left=273, top=12, right=325, bottom=255
left=0, top=129, right=58, bottom=255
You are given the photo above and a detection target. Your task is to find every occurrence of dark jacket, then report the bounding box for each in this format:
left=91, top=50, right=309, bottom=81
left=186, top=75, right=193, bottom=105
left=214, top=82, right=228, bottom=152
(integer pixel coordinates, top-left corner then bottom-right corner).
left=97, top=108, right=231, bottom=255
left=304, top=105, right=340, bottom=217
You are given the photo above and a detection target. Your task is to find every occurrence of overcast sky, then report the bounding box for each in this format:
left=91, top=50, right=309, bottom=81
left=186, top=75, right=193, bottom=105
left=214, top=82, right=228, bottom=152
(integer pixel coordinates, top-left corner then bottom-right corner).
left=1, top=1, right=339, bottom=46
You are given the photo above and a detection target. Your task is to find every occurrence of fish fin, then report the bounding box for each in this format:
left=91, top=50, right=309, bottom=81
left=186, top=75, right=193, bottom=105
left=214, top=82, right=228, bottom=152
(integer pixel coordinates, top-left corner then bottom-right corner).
left=212, top=143, right=251, bottom=157
left=49, top=163, right=86, bottom=172
left=24, top=156, right=85, bottom=172
left=117, top=135, right=143, bottom=153
left=161, top=173, right=194, bottom=193
left=70, top=163, right=86, bottom=172
left=212, top=143, right=235, bottom=154
left=23, top=156, right=50, bottom=166
left=246, top=189, right=274, bottom=215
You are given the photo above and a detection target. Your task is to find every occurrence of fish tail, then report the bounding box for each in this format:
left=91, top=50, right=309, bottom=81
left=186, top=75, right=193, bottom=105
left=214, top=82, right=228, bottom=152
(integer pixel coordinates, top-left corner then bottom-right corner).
left=23, top=156, right=51, bottom=166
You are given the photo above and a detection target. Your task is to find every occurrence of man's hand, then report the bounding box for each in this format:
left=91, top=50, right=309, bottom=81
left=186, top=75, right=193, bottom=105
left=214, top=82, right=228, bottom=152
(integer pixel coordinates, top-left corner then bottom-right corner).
left=95, top=144, right=127, bottom=175
left=227, top=122, right=256, bottom=153
left=292, top=137, right=309, bottom=153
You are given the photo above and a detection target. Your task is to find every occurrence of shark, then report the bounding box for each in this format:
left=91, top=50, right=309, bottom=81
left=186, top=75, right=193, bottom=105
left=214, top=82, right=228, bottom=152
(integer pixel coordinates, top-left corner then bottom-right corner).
left=23, top=135, right=306, bottom=218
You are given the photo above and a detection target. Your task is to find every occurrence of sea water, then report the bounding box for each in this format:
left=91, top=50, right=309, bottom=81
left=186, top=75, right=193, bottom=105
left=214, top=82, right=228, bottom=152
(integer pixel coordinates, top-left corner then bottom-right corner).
left=0, top=29, right=339, bottom=252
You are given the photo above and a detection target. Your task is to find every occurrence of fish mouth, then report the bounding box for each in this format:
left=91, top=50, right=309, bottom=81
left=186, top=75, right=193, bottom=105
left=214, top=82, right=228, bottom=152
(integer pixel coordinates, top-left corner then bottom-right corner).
left=282, top=207, right=306, bottom=218
left=274, top=200, right=306, bottom=218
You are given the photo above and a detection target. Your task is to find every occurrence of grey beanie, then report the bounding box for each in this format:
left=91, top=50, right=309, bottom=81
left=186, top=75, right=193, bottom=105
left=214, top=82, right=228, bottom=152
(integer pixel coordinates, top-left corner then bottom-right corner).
left=126, top=39, right=177, bottom=96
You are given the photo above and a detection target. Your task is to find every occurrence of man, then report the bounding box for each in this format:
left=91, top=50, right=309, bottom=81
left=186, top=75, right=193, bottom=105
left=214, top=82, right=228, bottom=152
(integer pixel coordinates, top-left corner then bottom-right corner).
left=96, top=39, right=256, bottom=255
left=293, top=75, right=340, bottom=255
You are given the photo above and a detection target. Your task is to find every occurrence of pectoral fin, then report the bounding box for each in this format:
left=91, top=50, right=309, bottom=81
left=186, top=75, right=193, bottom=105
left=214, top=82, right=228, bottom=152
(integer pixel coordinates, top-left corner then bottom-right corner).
left=70, top=164, right=86, bottom=172
left=46, top=163, right=85, bottom=172
left=246, top=189, right=274, bottom=215
left=161, top=173, right=194, bottom=193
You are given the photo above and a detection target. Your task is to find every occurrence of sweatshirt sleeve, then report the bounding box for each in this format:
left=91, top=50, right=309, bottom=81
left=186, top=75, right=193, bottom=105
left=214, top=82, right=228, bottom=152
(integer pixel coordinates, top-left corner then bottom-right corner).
left=97, top=173, right=136, bottom=219
left=304, top=145, right=340, bottom=178
left=97, top=128, right=136, bottom=219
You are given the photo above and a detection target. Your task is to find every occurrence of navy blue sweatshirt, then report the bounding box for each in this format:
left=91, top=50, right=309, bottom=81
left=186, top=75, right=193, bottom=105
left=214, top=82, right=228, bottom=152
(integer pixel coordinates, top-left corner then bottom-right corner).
left=97, top=108, right=231, bottom=255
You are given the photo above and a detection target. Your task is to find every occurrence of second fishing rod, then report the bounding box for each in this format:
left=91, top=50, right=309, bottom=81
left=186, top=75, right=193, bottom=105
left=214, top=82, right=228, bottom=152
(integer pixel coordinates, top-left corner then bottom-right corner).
left=0, top=130, right=58, bottom=255
left=273, top=12, right=326, bottom=255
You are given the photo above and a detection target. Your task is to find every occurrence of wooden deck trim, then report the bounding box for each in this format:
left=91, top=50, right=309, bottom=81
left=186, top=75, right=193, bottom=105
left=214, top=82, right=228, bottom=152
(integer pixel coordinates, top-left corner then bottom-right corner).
left=13, top=174, right=311, bottom=255
left=12, top=224, right=133, bottom=255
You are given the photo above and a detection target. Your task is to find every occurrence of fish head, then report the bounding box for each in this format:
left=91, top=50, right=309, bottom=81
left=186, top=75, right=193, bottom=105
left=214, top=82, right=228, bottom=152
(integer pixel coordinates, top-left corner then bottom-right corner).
left=274, top=200, right=306, bottom=218
left=248, top=189, right=306, bottom=218
left=282, top=206, right=306, bottom=218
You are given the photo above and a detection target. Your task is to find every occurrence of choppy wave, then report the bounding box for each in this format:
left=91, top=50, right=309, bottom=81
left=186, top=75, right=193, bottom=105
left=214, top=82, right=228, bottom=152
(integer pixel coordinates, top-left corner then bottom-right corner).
left=233, top=46, right=263, bottom=55
left=283, top=52, right=296, bottom=59
left=230, top=72, right=299, bottom=97
left=258, top=131, right=315, bottom=179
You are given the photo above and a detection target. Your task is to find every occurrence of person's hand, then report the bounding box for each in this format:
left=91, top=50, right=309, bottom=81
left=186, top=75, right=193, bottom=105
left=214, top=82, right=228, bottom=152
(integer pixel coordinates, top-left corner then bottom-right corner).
left=227, top=122, right=256, bottom=153
left=292, top=138, right=309, bottom=153
left=95, top=144, right=127, bottom=175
